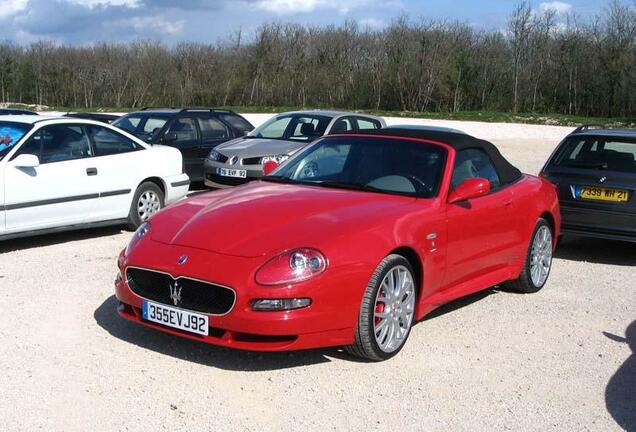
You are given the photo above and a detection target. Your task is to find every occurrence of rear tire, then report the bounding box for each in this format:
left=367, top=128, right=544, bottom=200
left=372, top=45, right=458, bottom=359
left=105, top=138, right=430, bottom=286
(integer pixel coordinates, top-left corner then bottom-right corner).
left=127, top=182, right=164, bottom=230
left=505, top=218, right=553, bottom=293
left=345, top=254, right=416, bottom=361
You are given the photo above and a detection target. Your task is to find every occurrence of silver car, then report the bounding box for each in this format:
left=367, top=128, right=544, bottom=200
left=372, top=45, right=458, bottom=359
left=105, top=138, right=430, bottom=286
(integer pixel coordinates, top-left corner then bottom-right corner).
left=203, top=110, right=386, bottom=188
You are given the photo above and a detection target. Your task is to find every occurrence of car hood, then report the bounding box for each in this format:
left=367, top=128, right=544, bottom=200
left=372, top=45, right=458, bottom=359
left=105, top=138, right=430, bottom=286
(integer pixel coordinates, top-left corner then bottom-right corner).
left=215, top=137, right=309, bottom=158
left=149, top=181, right=418, bottom=258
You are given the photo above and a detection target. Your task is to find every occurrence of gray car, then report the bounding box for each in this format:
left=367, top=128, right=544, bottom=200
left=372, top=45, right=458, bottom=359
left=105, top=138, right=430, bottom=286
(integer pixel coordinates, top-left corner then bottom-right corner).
left=203, top=110, right=386, bottom=188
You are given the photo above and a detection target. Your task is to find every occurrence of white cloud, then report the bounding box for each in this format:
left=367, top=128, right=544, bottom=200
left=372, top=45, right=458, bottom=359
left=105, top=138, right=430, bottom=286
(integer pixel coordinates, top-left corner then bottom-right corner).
left=359, top=17, right=384, bottom=29
left=64, top=0, right=140, bottom=7
left=256, top=0, right=369, bottom=15
left=128, top=16, right=185, bottom=34
left=538, top=1, right=573, bottom=15
left=0, top=0, right=28, bottom=18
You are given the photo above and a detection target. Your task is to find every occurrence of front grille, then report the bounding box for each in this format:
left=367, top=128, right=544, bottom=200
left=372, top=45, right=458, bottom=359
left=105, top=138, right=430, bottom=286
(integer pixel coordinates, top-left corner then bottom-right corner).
left=217, top=154, right=229, bottom=163
left=206, top=172, right=250, bottom=186
left=126, top=267, right=235, bottom=315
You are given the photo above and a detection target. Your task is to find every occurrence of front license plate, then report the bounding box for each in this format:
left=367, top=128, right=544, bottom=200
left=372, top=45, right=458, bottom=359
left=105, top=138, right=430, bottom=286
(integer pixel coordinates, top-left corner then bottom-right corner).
left=142, top=300, right=208, bottom=336
left=217, top=167, right=247, bottom=178
left=575, top=186, right=630, bottom=203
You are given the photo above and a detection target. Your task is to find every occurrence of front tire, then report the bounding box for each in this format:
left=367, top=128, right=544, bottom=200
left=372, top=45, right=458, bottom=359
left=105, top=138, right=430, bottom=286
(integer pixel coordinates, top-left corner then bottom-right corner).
left=345, top=255, right=417, bottom=361
left=505, top=218, right=553, bottom=293
left=127, top=182, right=165, bottom=229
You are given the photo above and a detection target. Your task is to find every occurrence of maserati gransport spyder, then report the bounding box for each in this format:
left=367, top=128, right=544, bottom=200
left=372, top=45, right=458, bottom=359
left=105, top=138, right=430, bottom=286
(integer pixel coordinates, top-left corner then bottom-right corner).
left=115, top=127, right=560, bottom=361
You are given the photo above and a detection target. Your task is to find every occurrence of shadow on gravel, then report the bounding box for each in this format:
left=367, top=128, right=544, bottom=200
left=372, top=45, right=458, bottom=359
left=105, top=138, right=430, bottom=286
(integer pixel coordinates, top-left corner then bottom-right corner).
left=95, top=288, right=502, bottom=369
left=94, top=295, right=341, bottom=371
left=424, top=288, right=498, bottom=320
left=0, top=226, right=125, bottom=253
left=555, top=236, right=636, bottom=266
left=605, top=321, right=636, bottom=432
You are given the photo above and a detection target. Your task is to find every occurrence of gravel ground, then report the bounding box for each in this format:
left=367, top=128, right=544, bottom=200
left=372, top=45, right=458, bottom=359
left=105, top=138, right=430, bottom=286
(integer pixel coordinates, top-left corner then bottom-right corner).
left=0, top=121, right=634, bottom=432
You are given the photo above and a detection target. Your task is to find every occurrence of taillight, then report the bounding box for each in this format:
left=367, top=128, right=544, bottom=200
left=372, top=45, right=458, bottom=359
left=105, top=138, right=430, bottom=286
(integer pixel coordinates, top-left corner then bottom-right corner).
left=255, top=248, right=327, bottom=286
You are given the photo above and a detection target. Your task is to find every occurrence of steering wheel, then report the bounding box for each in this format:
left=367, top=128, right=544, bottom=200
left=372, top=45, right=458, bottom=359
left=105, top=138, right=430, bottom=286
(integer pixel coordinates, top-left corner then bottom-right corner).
left=296, top=160, right=320, bottom=179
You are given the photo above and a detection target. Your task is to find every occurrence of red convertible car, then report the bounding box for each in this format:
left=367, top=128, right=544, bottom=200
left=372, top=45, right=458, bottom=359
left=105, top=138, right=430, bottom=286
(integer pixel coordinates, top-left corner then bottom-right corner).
left=115, top=127, right=560, bottom=361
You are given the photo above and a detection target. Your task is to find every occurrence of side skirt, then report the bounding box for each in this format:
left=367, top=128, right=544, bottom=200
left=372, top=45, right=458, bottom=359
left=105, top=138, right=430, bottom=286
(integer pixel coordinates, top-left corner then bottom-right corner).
left=0, top=218, right=129, bottom=241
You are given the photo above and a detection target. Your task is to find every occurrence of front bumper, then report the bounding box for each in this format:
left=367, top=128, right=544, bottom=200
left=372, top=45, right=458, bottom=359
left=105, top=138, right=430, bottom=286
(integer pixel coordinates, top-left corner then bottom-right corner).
left=115, top=243, right=363, bottom=352
left=203, top=159, right=263, bottom=188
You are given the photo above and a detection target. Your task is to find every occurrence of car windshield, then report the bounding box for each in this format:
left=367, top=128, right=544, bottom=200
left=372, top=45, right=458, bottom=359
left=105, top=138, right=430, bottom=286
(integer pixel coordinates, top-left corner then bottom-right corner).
left=112, top=115, right=169, bottom=142
left=264, top=136, right=447, bottom=198
left=248, top=114, right=330, bottom=142
left=0, top=122, right=33, bottom=161
left=554, top=137, right=636, bottom=173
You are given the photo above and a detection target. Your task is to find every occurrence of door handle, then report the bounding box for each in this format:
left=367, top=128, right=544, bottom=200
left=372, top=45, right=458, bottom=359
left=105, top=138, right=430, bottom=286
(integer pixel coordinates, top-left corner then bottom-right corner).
left=86, top=167, right=98, bottom=176
left=504, top=201, right=513, bottom=207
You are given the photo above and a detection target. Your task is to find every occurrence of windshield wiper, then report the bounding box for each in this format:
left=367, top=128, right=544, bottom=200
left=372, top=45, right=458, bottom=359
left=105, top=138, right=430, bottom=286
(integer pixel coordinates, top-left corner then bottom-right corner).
left=261, top=175, right=301, bottom=184
left=310, top=180, right=386, bottom=193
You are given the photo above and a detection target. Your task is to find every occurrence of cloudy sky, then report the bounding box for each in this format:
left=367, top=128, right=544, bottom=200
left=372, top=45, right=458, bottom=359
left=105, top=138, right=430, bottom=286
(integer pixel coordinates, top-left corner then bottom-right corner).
left=0, top=0, right=610, bottom=45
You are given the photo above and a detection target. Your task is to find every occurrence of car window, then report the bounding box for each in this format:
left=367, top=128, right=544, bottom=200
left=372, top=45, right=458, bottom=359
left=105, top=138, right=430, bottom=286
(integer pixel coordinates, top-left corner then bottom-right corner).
left=113, top=115, right=169, bottom=142
left=0, top=122, right=32, bottom=161
left=16, top=125, right=92, bottom=164
left=249, top=114, right=331, bottom=142
left=330, top=118, right=355, bottom=134
left=270, top=136, right=447, bottom=198
left=219, top=114, right=253, bottom=135
left=290, top=117, right=323, bottom=140
left=554, top=137, right=636, bottom=173
left=197, top=117, right=230, bottom=140
left=88, top=125, right=142, bottom=156
left=356, top=117, right=382, bottom=130
left=451, top=149, right=501, bottom=189
left=167, top=117, right=197, bottom=142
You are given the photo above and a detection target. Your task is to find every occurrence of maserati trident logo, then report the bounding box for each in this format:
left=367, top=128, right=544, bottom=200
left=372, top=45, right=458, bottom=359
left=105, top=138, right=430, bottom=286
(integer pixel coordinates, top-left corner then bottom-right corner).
left=599, top=176, right=607, bottom=183
left=177, top=255, right=188, bottom=265
left=229, top=155, right=239, bottom=165
left=169, top=280, right=182, bottom=306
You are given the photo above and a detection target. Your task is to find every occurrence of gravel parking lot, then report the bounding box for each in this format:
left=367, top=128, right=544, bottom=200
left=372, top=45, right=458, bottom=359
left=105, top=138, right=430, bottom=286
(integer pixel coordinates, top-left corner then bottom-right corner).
left=0, top=119, right=634, bottom=432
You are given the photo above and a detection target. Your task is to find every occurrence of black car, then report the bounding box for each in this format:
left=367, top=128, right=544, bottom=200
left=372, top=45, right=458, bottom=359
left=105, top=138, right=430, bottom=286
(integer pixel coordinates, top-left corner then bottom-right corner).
left=112, top=108, right=254, bottom=182
left=0, top=108, right=38, bottom=115
left=541, top=125, right=636, bottom=242
left=64, top=112, right=120, bottom=123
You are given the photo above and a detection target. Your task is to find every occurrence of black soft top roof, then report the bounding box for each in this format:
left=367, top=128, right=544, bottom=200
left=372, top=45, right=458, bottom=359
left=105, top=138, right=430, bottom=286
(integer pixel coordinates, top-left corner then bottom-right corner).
left=346, top=127, right=523, bottom=184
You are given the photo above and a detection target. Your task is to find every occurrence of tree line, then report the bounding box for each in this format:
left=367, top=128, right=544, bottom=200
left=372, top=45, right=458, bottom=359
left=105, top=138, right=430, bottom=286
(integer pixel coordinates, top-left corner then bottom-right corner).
left=0, top=0, right=634, bottom=118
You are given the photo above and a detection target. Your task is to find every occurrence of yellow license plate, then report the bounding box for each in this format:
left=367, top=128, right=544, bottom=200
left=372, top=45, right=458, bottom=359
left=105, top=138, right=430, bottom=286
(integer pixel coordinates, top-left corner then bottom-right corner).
left=578, top=186, right=630, bottom=203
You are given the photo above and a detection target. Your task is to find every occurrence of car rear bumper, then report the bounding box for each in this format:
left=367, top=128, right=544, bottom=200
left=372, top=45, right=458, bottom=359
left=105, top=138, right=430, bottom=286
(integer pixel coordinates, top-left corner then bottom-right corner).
left=561, top=204, right=636, bottom=242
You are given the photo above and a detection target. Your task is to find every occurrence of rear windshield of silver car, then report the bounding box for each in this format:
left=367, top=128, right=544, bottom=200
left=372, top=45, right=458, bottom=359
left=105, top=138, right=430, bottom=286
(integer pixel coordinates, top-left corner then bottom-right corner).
left=553, top=137, right=636, bottom=173
left=0, top=122, right=33, bottom=161
left=248, top=114, right=331, bottom=142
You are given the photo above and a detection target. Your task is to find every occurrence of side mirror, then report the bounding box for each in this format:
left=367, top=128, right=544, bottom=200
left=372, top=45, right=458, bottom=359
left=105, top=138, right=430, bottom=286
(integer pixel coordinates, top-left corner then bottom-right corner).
left=262, top=160, right=279, bottom=176
left=12, top=153, right=40, bottom=168
left=161, top=132, right=178, bottom=143
left=448, top=178, right=490, bottom=204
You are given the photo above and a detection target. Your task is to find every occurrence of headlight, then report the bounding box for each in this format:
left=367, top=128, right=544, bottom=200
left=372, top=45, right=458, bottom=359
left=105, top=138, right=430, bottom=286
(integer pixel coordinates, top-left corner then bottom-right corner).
left=261, top=154, right=289, bottom=165
left=207, top=150, right=221, bottom=161
left=125, top=221, right=151, bottom=257
left=255, top=248, right=327, bottom=286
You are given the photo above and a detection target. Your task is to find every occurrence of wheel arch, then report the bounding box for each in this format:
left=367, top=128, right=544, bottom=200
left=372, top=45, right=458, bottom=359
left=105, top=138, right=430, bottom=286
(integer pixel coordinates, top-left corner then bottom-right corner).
left=137, top=176, right=166, bottom=196
left=389, top=246, right=423, bottom=297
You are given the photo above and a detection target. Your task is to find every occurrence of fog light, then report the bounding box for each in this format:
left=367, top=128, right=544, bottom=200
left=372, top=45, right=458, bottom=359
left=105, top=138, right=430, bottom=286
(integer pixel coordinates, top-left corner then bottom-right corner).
left=251, top=298, right=311, bottom=311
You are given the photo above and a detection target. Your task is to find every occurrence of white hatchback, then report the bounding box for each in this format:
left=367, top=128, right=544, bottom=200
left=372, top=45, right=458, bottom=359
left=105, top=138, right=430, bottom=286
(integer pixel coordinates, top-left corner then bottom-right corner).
left=0, top=115, right=190, bottom=240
